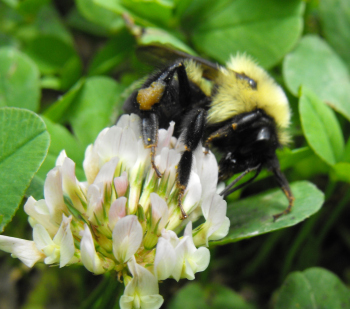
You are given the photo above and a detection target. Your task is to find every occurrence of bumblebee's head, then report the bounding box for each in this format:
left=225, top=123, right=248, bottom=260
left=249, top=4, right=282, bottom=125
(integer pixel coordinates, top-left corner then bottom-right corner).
left=207, top=54, right=291, bottom=145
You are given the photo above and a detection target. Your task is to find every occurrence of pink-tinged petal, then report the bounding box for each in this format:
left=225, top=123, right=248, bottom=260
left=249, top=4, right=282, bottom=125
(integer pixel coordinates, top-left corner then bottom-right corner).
left=190, top=246, right=210, bottom=273
left=44, top=167, right=67, bottom=225
left=62, top=157, right=86, bottom=213
left=160, top=229, right=179, bottom=248
left=83, top=144, right=101, bottom=184
left=86, top=183, right=103, bottom=222
left=0, top=235, right=45, bottom=267
left=157, top=121, right=175, bottom=149
left=24, top=197, right=59, bottom=236
left=183, top=173, right=202, bottom=214
left=108, top=197, right=127, bottom=230
left=171, top=237, right=187, bottom=281
left=150, top=193, right=169, bottom=231
left=193, top=147, right=218, bottom=199
left=114, top=171, right=129, bottom=197
left=120, top=256, right=163, bottom=309
left=112, top=215, right=143, bottom=263
left=116, top=114, right=141, bottom=141
left=208, top=217, right=230, bottom=242
left=154, top=237, right=176, bottom=280
left=80, top=224, right=105, bottom=274
left=33, top=224, right=54, bottom=251
left=93, top=157, right=119, bottom=186
left=52, top=215, right=75, bottom=267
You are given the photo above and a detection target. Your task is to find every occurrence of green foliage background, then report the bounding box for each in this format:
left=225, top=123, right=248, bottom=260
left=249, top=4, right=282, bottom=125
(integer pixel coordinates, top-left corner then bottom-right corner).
left=0, top=0, right=349, bottom=308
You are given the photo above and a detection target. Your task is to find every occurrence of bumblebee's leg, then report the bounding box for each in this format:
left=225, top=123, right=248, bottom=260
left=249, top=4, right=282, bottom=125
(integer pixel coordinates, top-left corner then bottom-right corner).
left=177, top=109, right=207, bottom=219
left=136, top=62, right=190, bottom=177
left=220, top=164, right=262, bottom=198
left=141, top=112, right=162, bottom=178
left=270, top=157, right=294, bottom=221
left=204, top=110, right=267, bottom=152
left=204, top=125, right=232, bottom=153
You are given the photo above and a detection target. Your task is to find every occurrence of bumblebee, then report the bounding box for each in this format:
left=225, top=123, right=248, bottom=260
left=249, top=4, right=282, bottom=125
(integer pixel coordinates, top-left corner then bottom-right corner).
left=123, top=51, right=293, bottom=220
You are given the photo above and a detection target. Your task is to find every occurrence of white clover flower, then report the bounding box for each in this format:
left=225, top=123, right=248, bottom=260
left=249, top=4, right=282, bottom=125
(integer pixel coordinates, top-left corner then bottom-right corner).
left=0, top=114, right=230, bottom=309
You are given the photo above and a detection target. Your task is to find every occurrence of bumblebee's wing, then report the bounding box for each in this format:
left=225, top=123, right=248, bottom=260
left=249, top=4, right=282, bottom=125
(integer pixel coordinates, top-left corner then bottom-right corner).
left=136, top=45, right=220, bottom=80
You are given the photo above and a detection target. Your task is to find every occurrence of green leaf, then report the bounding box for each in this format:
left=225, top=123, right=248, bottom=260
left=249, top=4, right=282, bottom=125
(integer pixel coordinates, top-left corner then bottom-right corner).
left=24, top=35, right=82, bottom=90
left=277, top=147, right=313, bottom=171
left=299, top=88, right=344, bottom=166
left=332, top=162, right=350, bottom=183
left=212, top=181, right=324, bottom=245
left=319, top=0, right=350, bottom=71
left=76, top=0, right=124, bottom=33
left=0, top=107, right=50, bottom=232
left=184, top=0, right=304, bottom=67
left=118, top=0, right=174, bottom=28
left=275, top=267, right=350, bottom=309
left=0, top=47, right=40, bottom=112
left=135, top=27, right=196, bottom=55
left=88, top=30, right=135, bottom=76
left=68, top=76, right=124, bottom=147
left=43, top=78, right=85, bottom=122
left=168, top=283, right=255, bottom=309
left=283, top=35, right=350, bottom=121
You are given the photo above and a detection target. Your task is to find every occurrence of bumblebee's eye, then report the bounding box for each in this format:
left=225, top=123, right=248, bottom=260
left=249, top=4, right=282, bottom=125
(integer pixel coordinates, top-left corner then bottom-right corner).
left=236, top=72, right=257, bottom=90
left=248, top=78, right=257, bottom=89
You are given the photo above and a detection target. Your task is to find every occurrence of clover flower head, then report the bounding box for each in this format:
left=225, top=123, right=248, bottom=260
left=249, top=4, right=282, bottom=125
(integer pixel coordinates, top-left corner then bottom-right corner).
left=0, top=114, right=229, bottom=308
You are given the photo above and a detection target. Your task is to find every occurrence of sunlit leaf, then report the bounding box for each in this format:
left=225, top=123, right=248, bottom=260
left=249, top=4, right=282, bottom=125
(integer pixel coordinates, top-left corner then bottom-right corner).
left=168, top=283, right=256, bottom=309
left=283, top=35, right=350, bottom=121
left=43, top=78, right=85, bottom=122
left=68, top=76, right=124, bottom=147
left=0, top=108, right=49, bottom=232
left=76, top=0, right=123, bottom=33
left=299, top=88, right=344, bottom=166
left=212, top=181, right=324, bottom=245
left=0, top=47, right=40, bottom=112
left=319, top=0, right=350, bottom=70
left=184, top=0, right=304, bottom=67
left=275, top=267, right=350, bottom=309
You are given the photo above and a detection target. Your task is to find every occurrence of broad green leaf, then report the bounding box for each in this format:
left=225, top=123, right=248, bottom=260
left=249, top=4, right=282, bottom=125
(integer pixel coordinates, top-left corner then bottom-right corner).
left=184, top=0, right=304, bottom=67
left=342, top=136, right=350, bottom=163
left=135, top=27, right=196, bottom=55
left=94, top=0, right=172, bottom=27
left=0, top=47, right=40, bottom=112
left=0, top=108, right=50, bottom=232
left=332, top=162, right=350, bottom=183
left=212, top=181, right=324, bottom=245
left=278, top=147, right=313, bottom=171
left=68, top=76, right=124, bottom=147
left=76, top=0, right=124, bottom=33
left=66, top=8, right=115, bottom=37
left=319, top=0, right=350, bottom=70
left=88, top=30, right=135, bottom=76
left=299, top=88, right=344, bottom=166
left=43, top=78, right=85, bottom=122
left=168, top=283, right=255, bottom=309
left=24, top=35, right=82, bottom=90
left=275, top=267, right=350, bottom=309
left=118, top=0, right=174, bottom=28
left=16, top=0, right=50, bottom=16
left=283, top=35, right=350, bottom=121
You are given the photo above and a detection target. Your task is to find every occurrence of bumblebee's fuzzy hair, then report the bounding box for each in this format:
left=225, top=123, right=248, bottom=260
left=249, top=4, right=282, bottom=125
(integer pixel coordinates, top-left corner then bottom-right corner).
left=207, top=54, right=291, bottom=145
left=184, top=59, right=212, bottom=96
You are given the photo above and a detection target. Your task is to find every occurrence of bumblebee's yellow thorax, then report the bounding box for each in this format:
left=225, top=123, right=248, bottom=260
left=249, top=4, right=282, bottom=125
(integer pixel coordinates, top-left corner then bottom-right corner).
left=207, top=55, right=291, bottom=145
